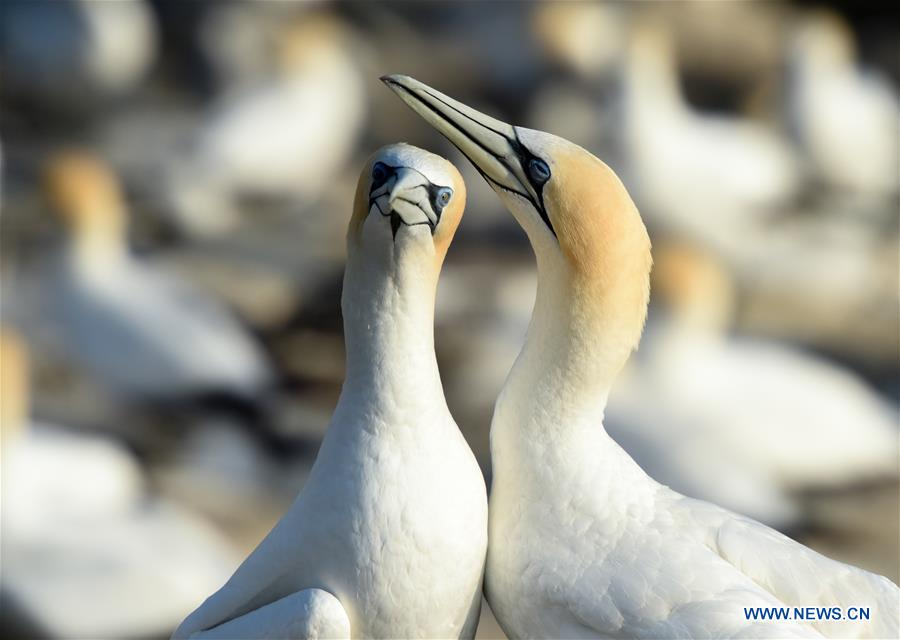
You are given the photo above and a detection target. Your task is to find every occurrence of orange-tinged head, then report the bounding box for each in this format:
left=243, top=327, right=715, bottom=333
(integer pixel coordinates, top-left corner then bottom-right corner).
left=348, top=143, right=466, bottom=269
left=383, top=75, right=652, bottom=353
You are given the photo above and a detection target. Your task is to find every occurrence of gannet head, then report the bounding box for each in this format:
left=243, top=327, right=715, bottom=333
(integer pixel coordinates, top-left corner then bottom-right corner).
left=383, top=76, right=651, bottom=354
left=43, top=150, right=126, bottom=247
left=790, top=11, right=855, bottom=69
left=348, top=143, right=466, bottom=268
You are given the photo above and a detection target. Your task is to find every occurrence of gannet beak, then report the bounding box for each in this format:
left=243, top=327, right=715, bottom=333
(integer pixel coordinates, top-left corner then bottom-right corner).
left=381, top=74, right=555, bottom=236
left=368, top=164, right=445, bottom=238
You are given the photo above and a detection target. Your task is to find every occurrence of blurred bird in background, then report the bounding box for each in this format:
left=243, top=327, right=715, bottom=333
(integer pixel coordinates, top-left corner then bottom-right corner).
left=0, top=1, right=897, bottom=638
left=1, top=328, right=239, bottom=639
left=42, top=151, right=272, bottom=405
left=165, top=9, right=366, bottom=237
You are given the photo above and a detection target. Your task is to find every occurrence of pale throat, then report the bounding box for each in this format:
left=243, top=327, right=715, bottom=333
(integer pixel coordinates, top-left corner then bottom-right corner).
left=339, top=241, right=443, bottom=406
left=497, top=245, right=647, bottom=437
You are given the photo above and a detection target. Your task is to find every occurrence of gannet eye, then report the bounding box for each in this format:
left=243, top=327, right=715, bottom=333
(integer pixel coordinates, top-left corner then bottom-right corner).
left=435, top=187, right=453, bottom=210
left=371, top=162, right=390, bottom=187
left=528, top=158, right=551, bottom=184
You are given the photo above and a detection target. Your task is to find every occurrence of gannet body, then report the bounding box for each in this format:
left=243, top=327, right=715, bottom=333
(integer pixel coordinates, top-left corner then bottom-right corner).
left=173, top=144, right=487, bottom=639
left=787, top=12, right=899, bottom=197
left=385, top=75, right=900, bottom=639
left=44, top=152, right=270, bottom=401
left=0, top=329, right=238, bottom=639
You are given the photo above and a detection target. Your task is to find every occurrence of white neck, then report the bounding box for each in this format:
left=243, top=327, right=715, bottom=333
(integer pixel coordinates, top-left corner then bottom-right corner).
left=495, top=255, right=611, bottom=441
left=66, top=225, right=128, bottom=279
left=490, top=225, right=652, bottom=500
left=336, top=237, right=446, bottom=425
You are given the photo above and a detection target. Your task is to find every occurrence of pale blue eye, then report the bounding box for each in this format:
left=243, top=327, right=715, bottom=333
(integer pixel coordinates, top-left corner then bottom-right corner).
left=436, top=188, right=452, bottom=208
left=528, top=158, right=551, bottom=183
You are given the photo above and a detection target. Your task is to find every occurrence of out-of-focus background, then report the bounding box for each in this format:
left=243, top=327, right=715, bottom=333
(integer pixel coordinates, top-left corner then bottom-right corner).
left=1, top=1, right=897, bottom=638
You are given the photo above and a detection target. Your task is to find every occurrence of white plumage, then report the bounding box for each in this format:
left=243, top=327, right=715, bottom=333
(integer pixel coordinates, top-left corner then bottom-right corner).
left=605, top=244, right=897, bottom=527
left=786, top=12, right=900, bottom=197
left=167, top=12, right=365, bottom=237
left=44, top=151, right=270, bottom=401
left=620, top=20, right=800, bottom=244
left=384, top=74, right=900, bottom=639
left=0, top=329, right=238, bottom=639
left=173, top=144, right=487, bottom=639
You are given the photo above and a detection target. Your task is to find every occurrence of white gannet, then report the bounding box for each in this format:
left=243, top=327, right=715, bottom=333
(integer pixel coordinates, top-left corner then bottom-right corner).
left=385, top=75, right=900, bottom=639
left=786, top=11, right=900, bottom=198
left=167, top=11, right=365, bottom=237
left=0, top=328, right=238, bottom=639
left=618, top=242, right=899, bottom=490
left=43, top=151, right=271, bottom=401
left=172, top=144, right=488, bottom=639
left=620, top=19, right=800, bottom=244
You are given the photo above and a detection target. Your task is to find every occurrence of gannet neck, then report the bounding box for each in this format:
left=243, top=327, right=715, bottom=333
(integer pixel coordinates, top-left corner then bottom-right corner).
left=496, top=183, right=652, bottom=448
left=339, top=234, right=444, bottom=423
left=67, top=213, right=127, bottom=272
left=624, top=26, right=682, bottom=112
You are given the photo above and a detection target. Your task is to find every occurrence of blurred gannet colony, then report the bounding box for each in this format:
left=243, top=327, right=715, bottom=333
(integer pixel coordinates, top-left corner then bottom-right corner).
left=1, top=329, right=239, bottom=639
left=0, top=1, right=897, bottom=638
left=0, top=0, right=157, bottom=111
left=166, top=9, right=366, bottom=237
left=786, top=11, right=900, bottom=199
left=41, top=151, right=272, bottom=402
left=607, top=243, right=899, bottom=527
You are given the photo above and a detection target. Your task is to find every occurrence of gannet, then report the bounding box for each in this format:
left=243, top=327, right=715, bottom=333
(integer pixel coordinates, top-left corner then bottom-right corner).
left=786, top=11, right=899, bottom=197
left=44, top=151, right=271, bottom=401
left=167, top=11, right=365, bottom=237
left=620, top=243, right=899, bottom=489
left=620, top=19, right=800, bottom=244
left=385, top=75, right=900, bottom=639
left=607, top=243, right=898, bottom=528
left=173, top=144, right=488, bottom=639
left=0, top=328, right=238, bottom=639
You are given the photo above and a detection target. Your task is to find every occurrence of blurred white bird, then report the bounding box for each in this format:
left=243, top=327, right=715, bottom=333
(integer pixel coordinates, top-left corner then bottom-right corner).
left=0, top=0, right=156, bottom=109
left=387, top=74, right=900, bottom=639
left=167, top=12, right=366, bottom=237
left=786, top=11, right=900, bottom=198
left=0, top=328, right=238, bottom=639
left=43, top=151, right=271, bottom=402
left=608, top=243, right=898, bottom=526
left=173, top=145, right=487, bottom=639
left=621, top=19, right=801, bottom=244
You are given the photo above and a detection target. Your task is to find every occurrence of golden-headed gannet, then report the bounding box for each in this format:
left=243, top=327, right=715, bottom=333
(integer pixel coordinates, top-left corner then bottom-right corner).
left=44, top=151, right=271, bottom=401
left=385, top=74, right=900, bottom=639
left=172, top=144, right=488, bottom=639
left=787, top=11, right=899, bottom=197
left=167, top=11, right=365, bottom=237
left=1, top=328, right=238, bottom=639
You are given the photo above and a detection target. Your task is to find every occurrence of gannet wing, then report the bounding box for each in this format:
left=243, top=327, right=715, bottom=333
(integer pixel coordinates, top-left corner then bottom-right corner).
left=714, top=515, right=900, bottom=639
left=183, top=588, right=350, bottom=639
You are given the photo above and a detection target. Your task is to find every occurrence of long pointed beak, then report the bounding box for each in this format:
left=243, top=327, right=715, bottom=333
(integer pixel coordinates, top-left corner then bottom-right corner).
left=388, top=167, right=438, bottom=227
left=381, top=75, right=544, bottom=215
